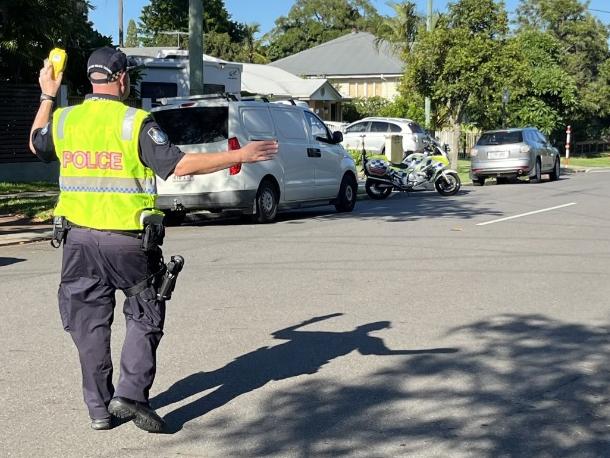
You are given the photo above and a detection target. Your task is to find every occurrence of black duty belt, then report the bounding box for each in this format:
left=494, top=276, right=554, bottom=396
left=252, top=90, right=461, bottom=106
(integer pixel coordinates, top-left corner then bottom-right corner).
left=68, top=221, right=143, bottom=239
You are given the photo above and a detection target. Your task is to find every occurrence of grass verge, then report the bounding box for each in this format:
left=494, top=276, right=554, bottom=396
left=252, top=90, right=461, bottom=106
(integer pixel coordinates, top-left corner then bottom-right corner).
left=0, top=182, right=58, bottom=222
left=564, top=154, right=610, bottom=168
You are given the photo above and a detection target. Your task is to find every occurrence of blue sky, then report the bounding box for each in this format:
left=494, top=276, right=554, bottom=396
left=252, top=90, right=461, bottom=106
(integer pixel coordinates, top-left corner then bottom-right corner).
left=89, top=0, right=610, bottom=45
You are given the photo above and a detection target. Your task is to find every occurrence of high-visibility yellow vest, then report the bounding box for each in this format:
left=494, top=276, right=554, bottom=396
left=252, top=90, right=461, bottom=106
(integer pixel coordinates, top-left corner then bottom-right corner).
left=52, top=99, right=158, bottom=230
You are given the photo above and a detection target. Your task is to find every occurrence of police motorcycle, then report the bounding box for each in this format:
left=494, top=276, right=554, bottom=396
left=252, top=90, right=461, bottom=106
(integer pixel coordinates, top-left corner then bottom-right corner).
left=362, top=135, right=461, bottom=199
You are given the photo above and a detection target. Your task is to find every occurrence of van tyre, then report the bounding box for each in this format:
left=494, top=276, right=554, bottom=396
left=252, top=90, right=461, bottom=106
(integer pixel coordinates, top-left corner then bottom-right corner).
left=335, top=174, right=357, bottom=213
left=549, top=158, right=560, bottom=181
left=163, top=209, right=186, bottom=226
left=472, top=176, right=485, bottom=186
left=253, top=180, right=278, bottom=223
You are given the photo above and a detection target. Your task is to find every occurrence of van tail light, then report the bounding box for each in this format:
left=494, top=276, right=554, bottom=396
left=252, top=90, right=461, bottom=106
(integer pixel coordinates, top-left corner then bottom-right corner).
left=519, top=145, right=531, bottom=155
left=470, top=148, right=478, bottom=157
left=228, top=137, right=242, bottom=175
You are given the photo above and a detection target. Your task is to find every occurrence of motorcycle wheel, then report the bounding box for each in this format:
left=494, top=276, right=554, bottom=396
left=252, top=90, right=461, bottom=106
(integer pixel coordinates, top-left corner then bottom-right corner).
left=435, top=172, right=461, bottom=196
left=365, top=180, right=392, bottom=200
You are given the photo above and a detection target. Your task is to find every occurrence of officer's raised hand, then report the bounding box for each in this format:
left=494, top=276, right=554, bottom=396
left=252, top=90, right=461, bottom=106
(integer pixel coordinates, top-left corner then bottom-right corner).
left=38, top=60, right=63, bottom=100
left=239, top=140, right=279, bottom=163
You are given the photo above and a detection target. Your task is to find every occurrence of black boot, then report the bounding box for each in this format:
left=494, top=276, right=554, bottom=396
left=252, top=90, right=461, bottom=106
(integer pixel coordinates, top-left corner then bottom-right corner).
left=90, top=417, right=112, bottom=430
left=108, top=397, right=165, bottom=433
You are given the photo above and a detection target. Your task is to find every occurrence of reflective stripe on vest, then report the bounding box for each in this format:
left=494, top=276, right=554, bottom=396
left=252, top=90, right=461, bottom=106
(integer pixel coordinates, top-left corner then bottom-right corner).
left=59, top=176, right=156, bottom=195
left=51, top=100, right=156, bottom=230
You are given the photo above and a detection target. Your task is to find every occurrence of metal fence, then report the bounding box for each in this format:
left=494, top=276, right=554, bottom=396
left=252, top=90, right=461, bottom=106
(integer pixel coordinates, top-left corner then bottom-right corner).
left=437, top=129, right=480, bottom=159
left=0, top=84, right=40, bottom=163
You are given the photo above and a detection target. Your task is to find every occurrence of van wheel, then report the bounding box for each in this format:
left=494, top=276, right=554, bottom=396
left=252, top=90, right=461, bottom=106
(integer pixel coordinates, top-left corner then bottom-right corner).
left=472, top=176, right=485, bottom=186
left=163, top=209, right=186, bottom=226
left=335, top=174, right=357, bottom=213
left=253, top=180, right=278, bottom=223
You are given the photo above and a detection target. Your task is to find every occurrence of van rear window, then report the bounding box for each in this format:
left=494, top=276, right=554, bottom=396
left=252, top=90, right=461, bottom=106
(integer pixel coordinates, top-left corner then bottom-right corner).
left=477, top=131, right=523, bottom=145
left=152, top=107, right=228, bottom=145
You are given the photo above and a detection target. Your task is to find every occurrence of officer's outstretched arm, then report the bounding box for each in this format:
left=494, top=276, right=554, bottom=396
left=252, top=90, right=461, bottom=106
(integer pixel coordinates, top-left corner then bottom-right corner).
left=29, top=62, right=62, bottom=154
left=173, top=140, right=278, bottom=176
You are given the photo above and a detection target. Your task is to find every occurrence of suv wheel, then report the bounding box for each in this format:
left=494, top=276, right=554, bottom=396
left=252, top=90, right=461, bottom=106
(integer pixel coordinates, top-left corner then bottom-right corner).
left=532, top=158, right=542, bottom=183
left=253, top=180, right=278, bottom=223
left=549, top=158, right=560, bottom=181
left=335, top=174, right=357, bottom=213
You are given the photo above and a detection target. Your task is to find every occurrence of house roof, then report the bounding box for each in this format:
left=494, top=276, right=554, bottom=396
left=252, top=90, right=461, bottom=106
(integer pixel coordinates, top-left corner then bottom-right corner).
left=269, top=31, right=403, bottom=77
left=241, top=63, right=342, bottom=101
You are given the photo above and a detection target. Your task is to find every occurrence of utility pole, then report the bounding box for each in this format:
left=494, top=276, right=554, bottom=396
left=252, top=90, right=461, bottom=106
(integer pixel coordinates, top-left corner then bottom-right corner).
left=118, top=0, right=123, bottom=47
left=189, top=0, right=204, bottom=95
left=424, top=0, right=432, bottom=130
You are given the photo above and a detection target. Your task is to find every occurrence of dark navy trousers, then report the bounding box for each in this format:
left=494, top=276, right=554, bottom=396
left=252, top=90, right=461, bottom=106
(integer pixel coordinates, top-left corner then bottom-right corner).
left=58, top=227, right=166, bottom=420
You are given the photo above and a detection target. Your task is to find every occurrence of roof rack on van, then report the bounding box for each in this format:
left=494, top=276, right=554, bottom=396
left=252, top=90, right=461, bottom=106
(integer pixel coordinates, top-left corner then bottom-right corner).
left=159, top=93, right=238, bottom=106
left=240, top=95, right=271, bottom=103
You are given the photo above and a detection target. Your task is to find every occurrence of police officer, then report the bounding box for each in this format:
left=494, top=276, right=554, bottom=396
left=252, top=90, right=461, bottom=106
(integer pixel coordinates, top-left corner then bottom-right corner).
left=29, top=47, right=278, bottom=432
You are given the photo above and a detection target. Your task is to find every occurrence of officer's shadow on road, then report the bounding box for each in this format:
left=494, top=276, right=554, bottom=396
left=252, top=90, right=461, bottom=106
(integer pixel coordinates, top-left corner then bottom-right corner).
left=151, top=313, right=458, bottom=433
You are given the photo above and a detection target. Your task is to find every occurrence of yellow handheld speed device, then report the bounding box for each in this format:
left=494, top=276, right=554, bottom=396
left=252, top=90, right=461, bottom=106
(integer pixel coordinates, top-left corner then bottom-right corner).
left=49, top=48, right=67, bottom=79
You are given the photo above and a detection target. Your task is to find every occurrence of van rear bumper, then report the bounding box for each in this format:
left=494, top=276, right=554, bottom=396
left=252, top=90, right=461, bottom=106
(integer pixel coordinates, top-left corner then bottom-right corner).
left=157, top=190, right=257, bottom=211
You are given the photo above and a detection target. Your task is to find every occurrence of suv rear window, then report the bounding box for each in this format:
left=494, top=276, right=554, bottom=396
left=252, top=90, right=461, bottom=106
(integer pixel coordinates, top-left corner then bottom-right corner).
left=477, top=131, right=523, bottom=145
left=152, top=106, right=228, bottom=145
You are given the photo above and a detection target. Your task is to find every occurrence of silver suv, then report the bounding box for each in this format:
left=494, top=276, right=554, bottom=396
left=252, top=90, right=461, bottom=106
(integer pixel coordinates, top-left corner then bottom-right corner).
left=470, top=128, right=561, bottom=185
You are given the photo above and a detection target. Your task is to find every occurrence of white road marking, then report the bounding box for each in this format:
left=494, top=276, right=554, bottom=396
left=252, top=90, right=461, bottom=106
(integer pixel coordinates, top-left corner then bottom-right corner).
left=587, top=169, right=610, bottom=173
left=477, top=202, right=577, bottom=226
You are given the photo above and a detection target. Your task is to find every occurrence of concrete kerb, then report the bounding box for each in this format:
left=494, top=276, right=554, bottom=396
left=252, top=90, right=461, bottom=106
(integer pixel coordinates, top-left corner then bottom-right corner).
left=0, top=166, right=602, bottom=247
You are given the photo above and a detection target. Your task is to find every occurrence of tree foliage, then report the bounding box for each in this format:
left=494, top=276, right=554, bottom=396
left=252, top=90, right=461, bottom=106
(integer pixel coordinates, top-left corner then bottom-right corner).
left=125, top=19, right=139, bottom=47
left=0, top=0, right=111, bottom=92
left=138, top=0, right=246, bottom=58
left=516, top=0, right=610, bottom=140
left=265, top=0, right=382, bottom=61
left=374, top=1, right=423, bottom=58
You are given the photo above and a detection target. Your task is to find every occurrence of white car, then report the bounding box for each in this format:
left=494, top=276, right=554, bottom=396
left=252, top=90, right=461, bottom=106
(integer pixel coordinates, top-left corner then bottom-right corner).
left=151, top=95, right=358, bottom=224
left=342, top=117, right=427, bottom=155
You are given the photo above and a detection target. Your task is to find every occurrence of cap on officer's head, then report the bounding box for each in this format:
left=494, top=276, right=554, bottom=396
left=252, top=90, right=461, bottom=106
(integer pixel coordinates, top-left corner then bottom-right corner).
left=87, top=47, right=137, bottom=84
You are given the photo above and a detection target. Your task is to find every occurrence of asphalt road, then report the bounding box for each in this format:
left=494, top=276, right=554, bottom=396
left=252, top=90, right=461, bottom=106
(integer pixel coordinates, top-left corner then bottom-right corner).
left=1, top=171, right=609, bottom=457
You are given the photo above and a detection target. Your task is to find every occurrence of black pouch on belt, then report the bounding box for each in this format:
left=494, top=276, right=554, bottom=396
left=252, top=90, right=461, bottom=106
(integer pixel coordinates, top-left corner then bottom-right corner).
left=51, top=216, right=70, bottom=248
left=141, top=211, right=165, bottom=251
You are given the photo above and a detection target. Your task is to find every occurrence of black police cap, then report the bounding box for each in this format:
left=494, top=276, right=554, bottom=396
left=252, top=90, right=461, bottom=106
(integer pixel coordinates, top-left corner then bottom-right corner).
left=87, top=47, right=137, bottom=84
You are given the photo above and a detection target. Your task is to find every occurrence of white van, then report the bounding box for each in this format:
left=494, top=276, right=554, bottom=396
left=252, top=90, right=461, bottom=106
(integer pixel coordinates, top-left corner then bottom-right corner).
left=151, top=95, right=358, bottom=223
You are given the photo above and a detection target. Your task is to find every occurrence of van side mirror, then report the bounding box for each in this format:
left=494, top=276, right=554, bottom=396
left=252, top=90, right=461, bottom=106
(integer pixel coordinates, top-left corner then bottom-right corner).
left=332, top=131, right=343, bottom=144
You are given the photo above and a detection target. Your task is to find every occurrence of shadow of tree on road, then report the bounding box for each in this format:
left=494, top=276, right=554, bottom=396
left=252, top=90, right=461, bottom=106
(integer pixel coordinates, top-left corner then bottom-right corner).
left=180, top=189, right=503, bottom=227
left=158, top=314, right=609, bottom=456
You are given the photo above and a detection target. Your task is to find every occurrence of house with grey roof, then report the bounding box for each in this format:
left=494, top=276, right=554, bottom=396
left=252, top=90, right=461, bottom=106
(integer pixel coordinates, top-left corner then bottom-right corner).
left=121, top=47, right=343, bottom=120
left=241, top=63, right=343, bottom=120
left=269, top=31, right=404, bottom=100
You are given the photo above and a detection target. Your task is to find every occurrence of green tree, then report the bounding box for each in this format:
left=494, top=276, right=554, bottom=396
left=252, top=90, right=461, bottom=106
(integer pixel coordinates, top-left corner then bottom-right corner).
left=139, top=0, right=246, bottom=58
left=125, top=19, right=139, bottom=47
left=516, top=0, right=610, bottom=140
left=404, top=0, right=509, bottom=130
left=374, top=1, right=422, bottom=58
left=0, top=0, right=111, bottom=93
left=237, top=23, right=268, bottom=64
left=497, top=30, right=577, bottom=135
left=265, top=0, right=382, bottom=61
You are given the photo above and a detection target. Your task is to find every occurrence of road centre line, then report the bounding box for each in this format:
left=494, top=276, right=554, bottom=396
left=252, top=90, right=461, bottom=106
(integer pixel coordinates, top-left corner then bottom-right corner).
left=476, top=202, right=577, bottom=226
